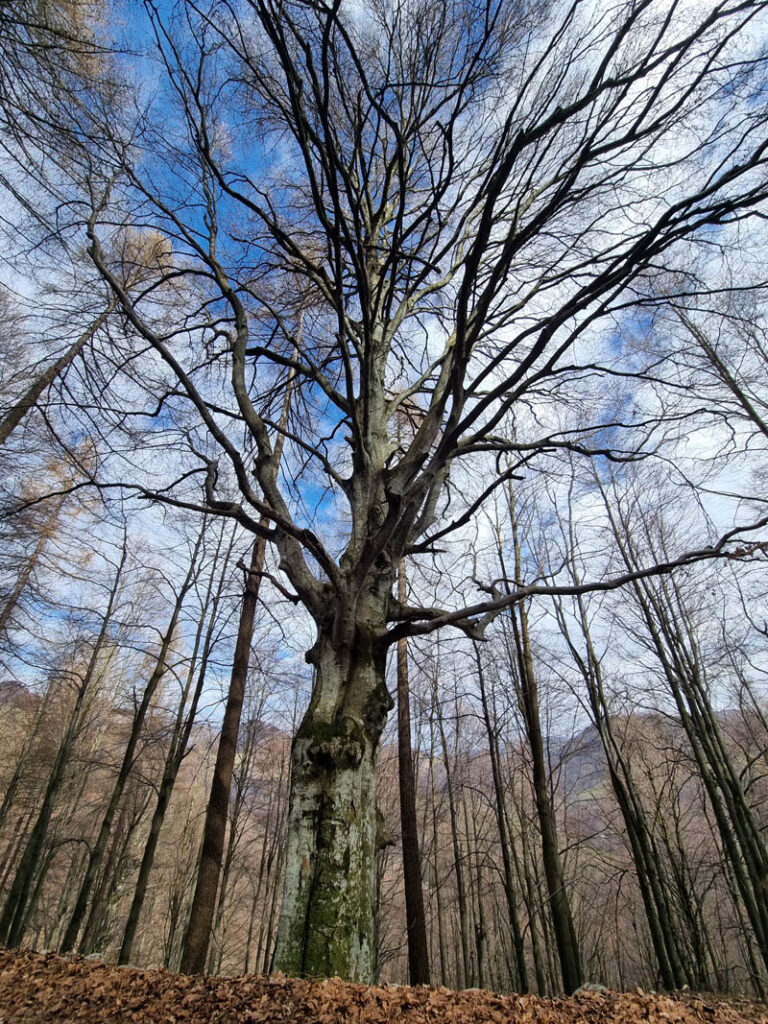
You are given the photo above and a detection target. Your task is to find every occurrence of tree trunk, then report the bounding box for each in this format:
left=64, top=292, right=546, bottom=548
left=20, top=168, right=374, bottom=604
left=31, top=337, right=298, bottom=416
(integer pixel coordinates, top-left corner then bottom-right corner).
left=601, top=482, right=768, bottom=977
left=0, top=307, right=113, bottom=447
left=553, top=597, right=688, bottom=989
left=80, top=789, right=150, bottom=955
left=262, top=839, right=285, bottom=974
left=0, top=494, right=64, bottom=637
left=272, top=623, right=393, bottom=982
left=119, top=523, right=233, bottom=965
left=463, top=790, right=485, bottom=990
left=428, top=709, right=449, bottom=987
left=179, top=534, right=266, bottom=973
left=475, top=643, right=528, bottom=992
left=207, top=710, right=262, bottom=974
left=552, top=487, right=692, bottom=991
left=396, top=559, right=430, bottom=984
left=511, top=602, right=582, bottom=994
left=516, top=797, right=548, bottom=995
left=500, top=496, right=582, bottom=994
left=434, top=682, right=472, bottom=988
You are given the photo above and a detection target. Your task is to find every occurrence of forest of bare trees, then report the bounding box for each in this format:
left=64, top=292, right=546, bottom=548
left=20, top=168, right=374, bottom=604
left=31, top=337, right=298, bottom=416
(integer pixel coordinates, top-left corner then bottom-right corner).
left=0, top=0, right=768, bottom=1003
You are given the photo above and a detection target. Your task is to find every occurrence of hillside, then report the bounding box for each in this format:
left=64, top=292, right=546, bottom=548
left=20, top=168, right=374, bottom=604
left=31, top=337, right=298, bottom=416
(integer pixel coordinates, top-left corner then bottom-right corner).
left=0, top=950, right=764, bottom=1024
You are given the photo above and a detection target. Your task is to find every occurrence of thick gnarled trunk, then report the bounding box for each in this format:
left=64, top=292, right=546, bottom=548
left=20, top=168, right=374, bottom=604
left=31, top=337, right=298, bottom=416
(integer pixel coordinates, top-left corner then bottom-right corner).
left=273, top=623, right=392, bottom=982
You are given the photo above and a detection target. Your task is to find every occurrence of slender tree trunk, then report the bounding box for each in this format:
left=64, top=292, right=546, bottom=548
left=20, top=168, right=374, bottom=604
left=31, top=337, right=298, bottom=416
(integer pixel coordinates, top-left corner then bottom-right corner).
left=180, top=352, right=297, bottom=975
left=396, top=559, right=430, bottom=984
left=462, top=791, right=485, bottom=990
left=262, top=839, right=285, bottom=974
left=0, top=693, right=52, bottom=837
left=0, top=494, right=64, bottom=637
left=599, top=480, right=768, bottom=978
left=504, top=602, right=581, bottom=993
left=247, top=781, right=279, bottom=974
left=654, top=799, right=711, bottom=989
left=0, top=810, right=34, bottom=895
left=434, top=682, right=472, bottom=988
left=551, top=485, right=694, bottom=990
left=77, top=806, right=129, bottom=955
left=475, top=643, right=528, bottom=992
left=553, top=596, right=688, bottom=989
left=244, top=884, right=259, bottom=975
left=515, top=797, right=548, bottom=995
left=48, top=843, right=88, bottom=949
left=60, top=526, right=203, bottom=953
left=428, top=710, right=449, bottom=986
left=0, top=306, right=113, bottom=447
left=179, top=534, right=266, bottom=973
left=0, top=536, right=127, bottom=947
left=499, top=495, right=582, bottom=993
left=207, top=709, right=263, bottom=974
left=118, top=524, right=233, bottom=965
left=80, top=790, right=150, bottom=955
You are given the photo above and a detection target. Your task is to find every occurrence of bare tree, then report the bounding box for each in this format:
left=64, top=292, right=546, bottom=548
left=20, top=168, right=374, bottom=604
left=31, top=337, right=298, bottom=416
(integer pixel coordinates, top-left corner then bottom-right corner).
left=14, top=0, right=768, bottom=982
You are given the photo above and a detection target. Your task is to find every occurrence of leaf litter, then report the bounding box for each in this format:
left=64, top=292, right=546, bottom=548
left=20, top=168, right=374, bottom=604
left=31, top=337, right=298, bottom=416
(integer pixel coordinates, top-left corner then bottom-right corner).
left=0, top=949, right=765, bottom=1023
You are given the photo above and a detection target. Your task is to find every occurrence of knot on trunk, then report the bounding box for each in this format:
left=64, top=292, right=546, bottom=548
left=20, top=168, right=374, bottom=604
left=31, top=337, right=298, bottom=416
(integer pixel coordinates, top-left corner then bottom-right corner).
left=375, top=804, right=395, bottom=851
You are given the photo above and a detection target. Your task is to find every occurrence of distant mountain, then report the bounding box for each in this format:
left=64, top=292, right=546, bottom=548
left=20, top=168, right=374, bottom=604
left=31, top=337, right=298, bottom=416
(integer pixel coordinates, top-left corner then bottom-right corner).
left=553, top=724, right=607, bottom=800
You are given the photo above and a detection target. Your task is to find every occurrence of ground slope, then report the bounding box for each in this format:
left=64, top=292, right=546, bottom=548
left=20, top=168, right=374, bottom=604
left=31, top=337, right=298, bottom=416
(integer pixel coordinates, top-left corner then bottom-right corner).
left=0, top=950, right=765, bottom=1023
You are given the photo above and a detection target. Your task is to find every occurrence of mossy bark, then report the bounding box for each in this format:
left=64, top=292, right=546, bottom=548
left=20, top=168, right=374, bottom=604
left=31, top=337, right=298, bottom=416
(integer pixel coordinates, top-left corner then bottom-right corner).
left=273, top=623, right=392, bottom=982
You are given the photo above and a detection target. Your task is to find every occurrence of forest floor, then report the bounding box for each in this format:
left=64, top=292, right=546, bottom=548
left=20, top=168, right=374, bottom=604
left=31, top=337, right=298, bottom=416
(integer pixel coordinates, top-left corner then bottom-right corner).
left=0, top=949, right=765, bottom=1024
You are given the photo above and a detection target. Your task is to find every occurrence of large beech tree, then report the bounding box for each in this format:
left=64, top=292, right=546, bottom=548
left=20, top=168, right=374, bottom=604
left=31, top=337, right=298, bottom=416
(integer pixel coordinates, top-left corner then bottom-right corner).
left=44, top=0, right=768, bottom=984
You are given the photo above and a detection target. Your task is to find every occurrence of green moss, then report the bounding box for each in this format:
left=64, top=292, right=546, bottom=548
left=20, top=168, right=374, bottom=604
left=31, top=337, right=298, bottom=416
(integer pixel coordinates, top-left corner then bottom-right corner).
left=276, top=631, right=391, bottom=984
left=278, top=758, right=377, bottom=983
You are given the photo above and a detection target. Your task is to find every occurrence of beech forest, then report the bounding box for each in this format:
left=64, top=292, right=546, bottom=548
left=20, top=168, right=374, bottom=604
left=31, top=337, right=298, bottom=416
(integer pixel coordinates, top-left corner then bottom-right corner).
left=0, top=0, right=768, bottom=1011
